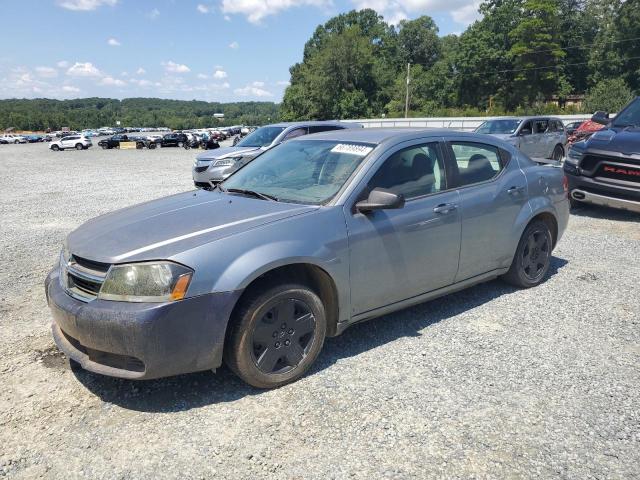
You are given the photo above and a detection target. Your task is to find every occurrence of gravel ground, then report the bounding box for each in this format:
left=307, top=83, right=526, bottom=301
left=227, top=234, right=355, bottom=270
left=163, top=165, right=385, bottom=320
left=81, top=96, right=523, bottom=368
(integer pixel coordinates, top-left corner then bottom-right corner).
left=0, top=141, right=639, bottom=479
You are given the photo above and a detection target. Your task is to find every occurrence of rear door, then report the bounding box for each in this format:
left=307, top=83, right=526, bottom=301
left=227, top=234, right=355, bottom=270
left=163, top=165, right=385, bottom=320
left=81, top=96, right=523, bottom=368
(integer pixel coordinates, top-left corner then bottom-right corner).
left=533, top=118, right=551, bottom=157
left=344, top=140, right=461, bottom=314
left=445, top=138, right=528, bottom=281
left=517, top=121, right=537, bottom=157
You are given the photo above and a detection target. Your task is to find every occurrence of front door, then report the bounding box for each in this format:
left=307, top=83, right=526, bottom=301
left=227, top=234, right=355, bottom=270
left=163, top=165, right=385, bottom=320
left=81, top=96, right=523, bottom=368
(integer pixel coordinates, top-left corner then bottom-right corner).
left=345, top=141, right=462, bottom=315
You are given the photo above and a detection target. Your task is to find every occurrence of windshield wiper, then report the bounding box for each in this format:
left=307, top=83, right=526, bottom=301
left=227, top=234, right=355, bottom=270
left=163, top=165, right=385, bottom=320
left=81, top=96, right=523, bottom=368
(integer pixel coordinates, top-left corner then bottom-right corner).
left=225, top=188, right=278, bottom=202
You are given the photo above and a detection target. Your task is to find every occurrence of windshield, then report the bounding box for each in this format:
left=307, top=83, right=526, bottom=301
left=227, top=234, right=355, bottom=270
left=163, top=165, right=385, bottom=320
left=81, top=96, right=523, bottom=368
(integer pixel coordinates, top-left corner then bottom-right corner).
left=236, top=126, right=286, bottom=148
left=612, top=98, right=640, bottom=127
left=222, top=139, right=375, bottom=205
left=475, top=119, right=522, bottom=134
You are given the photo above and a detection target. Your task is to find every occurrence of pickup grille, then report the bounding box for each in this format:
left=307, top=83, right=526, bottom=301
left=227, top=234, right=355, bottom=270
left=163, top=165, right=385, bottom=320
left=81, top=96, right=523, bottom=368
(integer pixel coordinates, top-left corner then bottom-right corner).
left=579, top=154, right=640, bottom=186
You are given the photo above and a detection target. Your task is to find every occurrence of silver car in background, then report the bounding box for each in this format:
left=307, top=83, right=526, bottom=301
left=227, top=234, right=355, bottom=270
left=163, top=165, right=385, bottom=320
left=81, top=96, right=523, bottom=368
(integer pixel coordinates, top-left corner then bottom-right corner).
left=192, top=120, right=362, bottom=188
left=475, top=116, right=567, bottom=160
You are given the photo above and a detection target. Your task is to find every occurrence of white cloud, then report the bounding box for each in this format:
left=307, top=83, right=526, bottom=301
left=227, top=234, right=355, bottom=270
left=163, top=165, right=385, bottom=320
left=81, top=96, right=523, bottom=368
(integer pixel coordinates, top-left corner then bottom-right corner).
left=276, top=80, right=291, bottom=86
left=351, top=0, right=481, bottom=27
left=224, top=15, right=231, bottom=21
left=213, top=69, right=228, bottom=79
left=197, top=73, right=208, bottom=79
left=221, top=0, right=330, bottom=24
left=107, top=37, right=121, bottom=46
left=99, top=76, right=126, bottom=87
left=148, top=8, right=160, bottom=19
left=196, top=4, right=209, bottom=13
left=234, top=83, right=273, bottom=98
left=136, top=67, right=146, bottom=75
left=35, top=66, right=58, bottom=78
left=228, top=41, right=239, bottom=49
left=66, top=62, right=102, bottom=77
left=56, top=60, right=70, bottom=68
left=131, top=78, right=153, bottom=87
left=162, top=61, right=191, bottom=74
left=57, top=0, right=117, bottom=11
left=62, top=85, right=81, bottom=93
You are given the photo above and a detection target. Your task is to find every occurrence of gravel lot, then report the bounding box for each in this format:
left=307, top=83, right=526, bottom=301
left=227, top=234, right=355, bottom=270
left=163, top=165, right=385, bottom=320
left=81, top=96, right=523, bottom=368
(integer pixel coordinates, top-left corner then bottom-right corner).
left=0, top=141, right=639, bottom=479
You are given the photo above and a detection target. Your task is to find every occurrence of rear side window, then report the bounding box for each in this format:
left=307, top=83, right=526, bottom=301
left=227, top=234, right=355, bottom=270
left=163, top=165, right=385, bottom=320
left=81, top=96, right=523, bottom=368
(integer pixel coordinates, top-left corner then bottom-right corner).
left=308, top=125, right=345, bottom=134
left=449, top=142, right=504, bottom=187
left=534, top=119, right=549, bottom=134
left=368, top=143, right=446, bottom=200
left=283, top=128, right=308, bottom=141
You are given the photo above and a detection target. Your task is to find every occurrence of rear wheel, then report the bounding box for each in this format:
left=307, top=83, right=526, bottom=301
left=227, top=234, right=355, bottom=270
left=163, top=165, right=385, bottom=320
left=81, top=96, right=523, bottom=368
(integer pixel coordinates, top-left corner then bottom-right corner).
left=502, top=220, right=552, bottom=288
left=75, top=143, right=83, bottom=150
left=225, top=283, right=326, bottom=388
left=551, top=144, right=564, bottom=161
left=136, top=142, right=144, bottom=149
left=177, top=141, right=184, bottom=148
left=51, top=145, right=60, bottom=151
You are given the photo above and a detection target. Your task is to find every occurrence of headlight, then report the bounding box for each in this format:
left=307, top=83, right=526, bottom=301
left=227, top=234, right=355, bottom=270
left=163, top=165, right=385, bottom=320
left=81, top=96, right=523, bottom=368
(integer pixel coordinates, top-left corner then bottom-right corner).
left=565, top=148, right=582, bottom=166
left=213, top=157, right=240, bottom=167
left=98, top=261, right=193, bottom=303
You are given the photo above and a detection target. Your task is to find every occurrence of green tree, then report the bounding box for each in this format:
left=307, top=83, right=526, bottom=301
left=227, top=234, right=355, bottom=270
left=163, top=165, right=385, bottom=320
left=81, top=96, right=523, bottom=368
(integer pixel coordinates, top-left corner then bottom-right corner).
left=397, top=16, right=441, bottom=68
left=583, top=78, right=634, bottom=112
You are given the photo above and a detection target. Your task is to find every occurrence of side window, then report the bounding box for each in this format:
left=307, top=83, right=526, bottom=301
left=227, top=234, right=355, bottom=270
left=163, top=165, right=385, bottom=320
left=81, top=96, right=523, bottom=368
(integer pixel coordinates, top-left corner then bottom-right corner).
left=450, top=142, right=503, bottom=187
left=283, top=128, right=308, bottom=141
left=519, top=121, right=533, bottom=135
left=367, top=143, right=446, bottom=200
left=555, top=120, right=565, bottom=132
left=308, top=125, right=343, bottom=134
left=534, top=119, right=549, bottom=134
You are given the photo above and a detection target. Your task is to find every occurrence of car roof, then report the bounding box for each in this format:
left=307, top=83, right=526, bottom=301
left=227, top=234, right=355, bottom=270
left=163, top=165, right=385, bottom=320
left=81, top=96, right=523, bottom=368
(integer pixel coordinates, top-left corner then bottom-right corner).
left=293, top=127, right=479, bottom=145
left=485, top=116, right=562, bottom=121
left=264, top=120, right=362, bottom=129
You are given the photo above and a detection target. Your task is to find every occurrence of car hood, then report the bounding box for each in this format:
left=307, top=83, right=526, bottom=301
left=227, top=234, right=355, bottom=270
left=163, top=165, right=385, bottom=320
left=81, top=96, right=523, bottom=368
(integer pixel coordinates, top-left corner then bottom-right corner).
left=585, top=127, right=640, bottom=155
left=195, top=146, right=264, bottom=162
left=67, top=191, right=317, bottom=264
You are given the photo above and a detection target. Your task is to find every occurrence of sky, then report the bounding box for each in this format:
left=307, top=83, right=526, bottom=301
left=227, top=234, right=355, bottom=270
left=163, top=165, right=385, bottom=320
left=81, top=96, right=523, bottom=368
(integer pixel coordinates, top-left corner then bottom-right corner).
left=0, top=0, right=482, bottom=103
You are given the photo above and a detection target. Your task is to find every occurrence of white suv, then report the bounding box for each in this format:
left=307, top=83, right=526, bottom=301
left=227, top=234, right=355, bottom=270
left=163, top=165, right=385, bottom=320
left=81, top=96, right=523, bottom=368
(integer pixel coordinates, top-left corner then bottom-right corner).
left=50, top=135, right=92, bottom=151
left=0, top=134, right=27, bottom=144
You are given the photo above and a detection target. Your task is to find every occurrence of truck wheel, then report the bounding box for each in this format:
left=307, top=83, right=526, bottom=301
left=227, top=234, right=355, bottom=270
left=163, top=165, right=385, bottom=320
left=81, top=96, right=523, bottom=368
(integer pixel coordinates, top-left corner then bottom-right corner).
left=502, top=220, right=552, bottom=288
left=225, top=283, right=327, bottom=389
left=75, top=144, right=83, bottom=150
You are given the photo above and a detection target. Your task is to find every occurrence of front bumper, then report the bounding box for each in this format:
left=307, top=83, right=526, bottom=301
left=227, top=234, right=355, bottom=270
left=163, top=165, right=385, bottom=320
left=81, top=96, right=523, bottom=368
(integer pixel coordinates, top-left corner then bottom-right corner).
left=566, top=171, right=640, bottom=213
left=192, top=163, right=234, bottom=187
left=45, top=269, right=241, bottom=380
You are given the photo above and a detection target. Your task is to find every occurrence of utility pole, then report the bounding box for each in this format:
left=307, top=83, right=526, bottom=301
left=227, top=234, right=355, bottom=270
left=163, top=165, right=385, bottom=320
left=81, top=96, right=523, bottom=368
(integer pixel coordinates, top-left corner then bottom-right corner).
left=404, top=63, right=411, bottom=119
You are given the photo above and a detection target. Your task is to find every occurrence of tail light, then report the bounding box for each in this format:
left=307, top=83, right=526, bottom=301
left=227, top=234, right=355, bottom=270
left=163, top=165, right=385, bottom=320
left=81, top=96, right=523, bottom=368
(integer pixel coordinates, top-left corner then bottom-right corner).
left=562, top=175, right=569, bottom=197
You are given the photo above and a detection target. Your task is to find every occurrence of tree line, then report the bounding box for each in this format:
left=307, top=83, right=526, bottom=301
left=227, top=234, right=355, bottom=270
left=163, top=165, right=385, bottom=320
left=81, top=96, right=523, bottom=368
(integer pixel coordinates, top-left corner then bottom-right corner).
left=281, top=0, right=640, bottom=120
left=0, top=98, right=279, bottom=132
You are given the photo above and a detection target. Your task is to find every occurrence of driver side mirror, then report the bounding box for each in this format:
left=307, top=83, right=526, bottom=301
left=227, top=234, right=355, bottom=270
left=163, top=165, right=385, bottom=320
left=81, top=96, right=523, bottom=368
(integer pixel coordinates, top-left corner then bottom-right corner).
left=591, top=111, right=610, bottom=125
left=355, top=188, right=405, bottom=213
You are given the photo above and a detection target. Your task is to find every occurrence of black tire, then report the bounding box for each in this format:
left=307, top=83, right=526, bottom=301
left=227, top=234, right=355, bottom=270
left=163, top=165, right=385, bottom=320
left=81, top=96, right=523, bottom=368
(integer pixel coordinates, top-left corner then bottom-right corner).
left=551, top=144, right=564, bottom=161
left=14, top=140, right=19, bottom=144
left=177, top=141, right=184, bottom=148
left=225, top=283, right=327, bottom=389
left=149, top=142, right=156, bottom=150
left=101, top=144, right=108, bottom=149
left=51, top=145, right=59, bottom=151
left=75, top=143, right=83, bottom=150
left=502, top=220, right=553, bottom=288
left=136, top=142, right=144, bottom=149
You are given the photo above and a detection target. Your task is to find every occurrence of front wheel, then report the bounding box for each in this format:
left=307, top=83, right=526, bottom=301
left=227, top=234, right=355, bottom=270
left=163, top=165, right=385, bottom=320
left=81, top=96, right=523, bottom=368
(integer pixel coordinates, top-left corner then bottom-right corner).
left=502, top=220, right=553, bottom=288
left=177, top=141, right=184, bottom=148
left=51, top=145, right=60, bottom=151
left=225, top=283, right=327, bottom=389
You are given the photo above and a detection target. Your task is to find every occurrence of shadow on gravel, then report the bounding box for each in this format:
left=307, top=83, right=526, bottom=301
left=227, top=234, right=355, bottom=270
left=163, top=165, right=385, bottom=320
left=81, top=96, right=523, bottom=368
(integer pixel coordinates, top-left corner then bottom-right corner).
left=74, top=256, right=568, bottom=412
left=571, top=204, right=640, bottom=222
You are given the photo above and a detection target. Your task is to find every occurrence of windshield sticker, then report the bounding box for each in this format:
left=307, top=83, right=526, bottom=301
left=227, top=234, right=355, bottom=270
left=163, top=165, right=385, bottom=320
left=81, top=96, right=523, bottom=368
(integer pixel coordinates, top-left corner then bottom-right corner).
left=330, top=144, right=373, bottom=156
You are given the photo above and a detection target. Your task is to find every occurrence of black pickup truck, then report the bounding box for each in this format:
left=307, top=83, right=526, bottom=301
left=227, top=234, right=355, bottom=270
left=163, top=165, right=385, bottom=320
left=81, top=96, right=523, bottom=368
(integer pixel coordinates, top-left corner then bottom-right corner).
left=564, top=96, right=640, bottom=213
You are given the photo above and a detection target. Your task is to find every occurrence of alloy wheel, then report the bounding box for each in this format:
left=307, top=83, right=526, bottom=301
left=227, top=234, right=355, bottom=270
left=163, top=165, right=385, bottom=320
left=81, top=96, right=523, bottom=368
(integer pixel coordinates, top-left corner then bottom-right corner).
left=521, top=229, right=550, bottom=281
left=251, top=298, right=316, bottom=375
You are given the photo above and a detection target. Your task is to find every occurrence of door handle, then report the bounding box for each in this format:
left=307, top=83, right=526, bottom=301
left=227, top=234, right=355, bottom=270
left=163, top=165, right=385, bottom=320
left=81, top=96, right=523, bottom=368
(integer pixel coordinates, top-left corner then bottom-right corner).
left=507, top=186, right=525, bottom=195
left=433, top=203, right=458, bottom=214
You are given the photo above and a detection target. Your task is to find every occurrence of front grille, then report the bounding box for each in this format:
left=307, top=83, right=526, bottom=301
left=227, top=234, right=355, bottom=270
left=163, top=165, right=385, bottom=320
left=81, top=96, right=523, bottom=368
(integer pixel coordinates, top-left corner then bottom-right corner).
left=194, top=165, right=209, bottom=173
left=596, top=164, right=640, bottom=184
left=64, top=255, right=110, bottom=302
